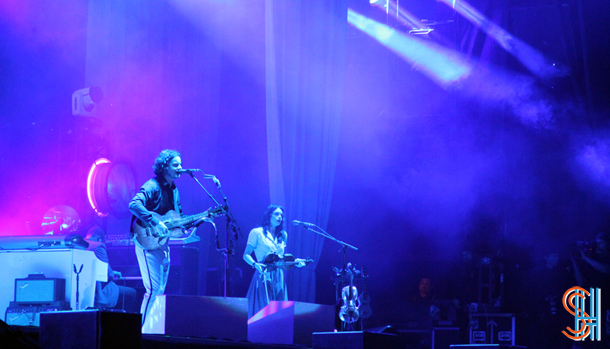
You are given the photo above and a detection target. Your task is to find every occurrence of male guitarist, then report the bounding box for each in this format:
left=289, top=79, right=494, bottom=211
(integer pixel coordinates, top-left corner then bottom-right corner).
left=129, top=149, right=187, bottom=326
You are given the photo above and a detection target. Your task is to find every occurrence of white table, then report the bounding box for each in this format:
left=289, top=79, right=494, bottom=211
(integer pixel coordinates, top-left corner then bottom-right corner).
left=0, top=248, right=107, bottom=318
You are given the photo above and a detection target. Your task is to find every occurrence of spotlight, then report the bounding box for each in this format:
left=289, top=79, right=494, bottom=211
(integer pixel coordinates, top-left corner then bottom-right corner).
left=87, top=158, right=136, bottom=218
left=72, top=86, right=104, bottom=116
left=41, top=205, right=81, bottom=235
left=408, top=28, right=434, bottom=35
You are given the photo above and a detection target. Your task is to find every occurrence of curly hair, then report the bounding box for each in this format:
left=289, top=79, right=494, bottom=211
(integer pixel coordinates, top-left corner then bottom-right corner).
left=153, top=149, right=181, bottom=176
left=260, top=204, right=287, bottom=243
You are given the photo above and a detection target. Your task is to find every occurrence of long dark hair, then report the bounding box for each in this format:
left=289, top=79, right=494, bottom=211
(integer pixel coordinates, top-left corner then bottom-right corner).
left=153, top=149, right=181, bottom=176
left=260, top=204, right=287, bottom=243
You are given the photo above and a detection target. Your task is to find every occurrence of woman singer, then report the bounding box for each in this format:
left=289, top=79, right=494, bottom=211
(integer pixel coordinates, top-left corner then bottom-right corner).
left=243, top=205, right=305, bottom=318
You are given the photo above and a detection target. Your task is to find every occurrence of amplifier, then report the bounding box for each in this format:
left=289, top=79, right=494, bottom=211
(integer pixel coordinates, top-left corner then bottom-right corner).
left=5, top=302, right=70, bottom=327
left=15, top=275, right=65, bottom=304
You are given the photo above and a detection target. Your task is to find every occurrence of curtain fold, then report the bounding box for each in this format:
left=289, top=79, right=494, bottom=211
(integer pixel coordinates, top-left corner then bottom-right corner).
left=265, top=0, right=347, bottom=302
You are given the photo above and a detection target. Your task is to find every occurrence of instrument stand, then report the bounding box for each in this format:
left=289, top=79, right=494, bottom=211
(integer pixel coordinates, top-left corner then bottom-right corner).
left=187, top=172, right=242, bottom=297
left=297, top=224, right=357, bottom=331
left=73, top=264, right=83, bottom=310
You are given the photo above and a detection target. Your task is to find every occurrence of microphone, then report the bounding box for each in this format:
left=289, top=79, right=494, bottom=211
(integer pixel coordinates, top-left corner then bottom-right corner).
left=293, top=220, right=315, bottom=227
left=212, top=177, right=221, bottom=188
left=177, top=169, right=217, bottom=181
left=177, top=169, right=202, bottom=174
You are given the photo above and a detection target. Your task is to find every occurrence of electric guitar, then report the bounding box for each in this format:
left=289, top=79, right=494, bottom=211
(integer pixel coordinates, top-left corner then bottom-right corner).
left=133, top=206, right=225, bottom=250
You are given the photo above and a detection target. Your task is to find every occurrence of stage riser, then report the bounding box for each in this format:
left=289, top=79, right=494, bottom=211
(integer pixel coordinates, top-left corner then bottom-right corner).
left=143, top=295, right=249, bottom=341
left=248, top=301, right=335, bottom=346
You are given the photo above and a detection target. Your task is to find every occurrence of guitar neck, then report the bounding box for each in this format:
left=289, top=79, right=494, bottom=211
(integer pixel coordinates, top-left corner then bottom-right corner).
left=169, top=211, right=208, bottom=229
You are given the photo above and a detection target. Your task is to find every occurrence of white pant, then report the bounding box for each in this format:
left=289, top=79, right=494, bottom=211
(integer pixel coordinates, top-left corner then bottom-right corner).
left=135, top=244, right=170, bottom=325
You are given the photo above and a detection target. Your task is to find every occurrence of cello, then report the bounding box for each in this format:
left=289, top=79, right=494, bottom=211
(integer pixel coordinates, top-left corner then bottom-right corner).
left=339, top=263, right=360, bottom=324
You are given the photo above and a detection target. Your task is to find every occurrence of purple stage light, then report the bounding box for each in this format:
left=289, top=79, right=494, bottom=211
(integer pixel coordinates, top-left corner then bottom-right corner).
left=348, top=9, right=471, bottom=87
left=437, top=0, right=568, bottom=80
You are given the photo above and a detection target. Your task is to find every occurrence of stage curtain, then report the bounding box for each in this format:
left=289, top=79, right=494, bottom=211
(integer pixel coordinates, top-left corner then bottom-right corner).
left=265, top=0, right=347, bottom=302
left=84, top=0, right=221, bottom=154
left=84, top=0, right=222, bottom=296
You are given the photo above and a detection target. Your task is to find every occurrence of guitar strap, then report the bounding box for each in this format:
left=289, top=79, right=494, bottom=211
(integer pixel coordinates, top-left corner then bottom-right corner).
left=129, top=215, right=137, bottom=237
left=172, top=186, right=182, bottom=217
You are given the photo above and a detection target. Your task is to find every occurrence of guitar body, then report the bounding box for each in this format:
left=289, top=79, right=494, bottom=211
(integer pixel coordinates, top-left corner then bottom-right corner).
left=133, top=211, right=182, bottom=250
left=133, top=207, right=224, bottom=250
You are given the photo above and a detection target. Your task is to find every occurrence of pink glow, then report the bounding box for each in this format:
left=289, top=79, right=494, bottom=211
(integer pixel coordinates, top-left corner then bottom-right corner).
left=87, top=158, right=111, bottom=217
left=247, top=300, right=295, bottom=325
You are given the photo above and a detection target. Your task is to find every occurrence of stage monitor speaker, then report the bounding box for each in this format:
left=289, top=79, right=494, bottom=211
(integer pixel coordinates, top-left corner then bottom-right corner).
left=248, top=301, right=335, bottom=346
left=142, top=295, right=249, bottom=341
left=433, top=327, right=461, bottom=349
left=449, top=344, right=527, bottom=349
left=313, top=331, right=400, bottom=349
left=39, top=310, right=141, bottom=349
left=0, top=319, right=40, bottom=349
left=15, top=276, right=65, bottom=304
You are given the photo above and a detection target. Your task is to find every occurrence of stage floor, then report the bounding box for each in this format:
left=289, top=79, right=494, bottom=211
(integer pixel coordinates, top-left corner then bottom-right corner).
left=8, top=326, right=312, bottom=349
left=142, top=334, right=311, bottom=349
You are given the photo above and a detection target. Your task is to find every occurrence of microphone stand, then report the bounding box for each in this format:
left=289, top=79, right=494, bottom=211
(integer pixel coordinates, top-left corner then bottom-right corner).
left=297, top=223, right=357, bottom=331
left=214, top=179, right=242, bottom=297
left=297, top=223, right=358, bottom=263
left=186, top=172, right=242, bottom=297
left=187, top=172, right=224, bottom=208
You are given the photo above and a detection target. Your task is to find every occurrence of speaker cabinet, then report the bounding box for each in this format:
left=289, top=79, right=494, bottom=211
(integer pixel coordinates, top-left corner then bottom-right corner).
left=433, top=327, right=461, bottom=349
left=39, top=310, right=141, bottom=349
left=313, top=331, right=400, bottom=349
left=449, top=344, right=527, bottom=349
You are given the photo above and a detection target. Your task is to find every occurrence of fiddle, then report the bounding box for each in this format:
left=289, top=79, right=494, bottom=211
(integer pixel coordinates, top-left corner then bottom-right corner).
left=262, top=253, right=313, bottom=272
left=339, top=263, right=360, bottom=323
